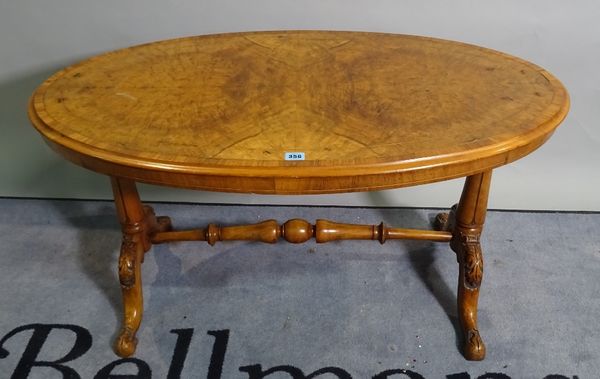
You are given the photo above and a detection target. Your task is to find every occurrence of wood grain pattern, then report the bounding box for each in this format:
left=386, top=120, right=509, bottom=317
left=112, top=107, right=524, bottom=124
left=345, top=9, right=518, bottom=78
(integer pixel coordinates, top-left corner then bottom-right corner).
left=28, top=31, right=569, bottom=194
left=26, top=31, right=570, bottom=361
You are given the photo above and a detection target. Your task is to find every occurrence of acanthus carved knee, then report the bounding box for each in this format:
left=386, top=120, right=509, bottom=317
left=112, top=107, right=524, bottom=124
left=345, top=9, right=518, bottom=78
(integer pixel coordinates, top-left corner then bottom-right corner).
left=457, top=231, right=483, bottom=290
left=118, top=233, right=137, bottom=289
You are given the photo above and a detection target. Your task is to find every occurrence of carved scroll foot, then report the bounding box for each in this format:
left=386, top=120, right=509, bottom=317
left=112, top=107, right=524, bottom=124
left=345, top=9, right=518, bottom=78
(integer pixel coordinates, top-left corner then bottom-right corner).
left=433, top=212, right=449, bottom=231
left=115, top=326, right=138, bottom=358
left=463, top=328, right=486, bottom=361
left=140, top=205, right=172, bottom=263
left=143, top=205, right=173, bottom=234
left=433, top=204, right=456, bottom=233
left=155, top=216, right=173, bottom=232
left=435, top=205, right=458, bottom=262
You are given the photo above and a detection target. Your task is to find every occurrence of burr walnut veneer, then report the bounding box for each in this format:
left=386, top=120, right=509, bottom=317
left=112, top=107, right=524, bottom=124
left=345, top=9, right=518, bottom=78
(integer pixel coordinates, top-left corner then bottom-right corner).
left=28, top=31, right=569, bottom=361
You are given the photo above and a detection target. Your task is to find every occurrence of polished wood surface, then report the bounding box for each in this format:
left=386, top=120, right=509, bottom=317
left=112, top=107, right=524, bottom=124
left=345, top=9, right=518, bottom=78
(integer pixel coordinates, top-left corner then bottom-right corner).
left=434, top=171, right=492, bottom=360
left=28, top=31, right=568, bottom=194
left=150, top=218, right=452, bottom=245
left=111, top=178, right=146, bottom=357
left=27, top=31, right=570, bottom=361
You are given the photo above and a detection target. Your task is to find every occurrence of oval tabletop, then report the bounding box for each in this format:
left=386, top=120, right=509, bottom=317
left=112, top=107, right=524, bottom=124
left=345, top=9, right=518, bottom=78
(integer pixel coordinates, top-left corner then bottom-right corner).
left=29, top=31, right=569, bottom=194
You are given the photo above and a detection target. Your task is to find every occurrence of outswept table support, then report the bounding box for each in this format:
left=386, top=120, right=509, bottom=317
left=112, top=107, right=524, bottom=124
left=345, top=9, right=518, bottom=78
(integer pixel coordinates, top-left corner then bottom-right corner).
left=111, top=178, right=145, bottom=358
left=110, top=178, right=172, bottom=358
left=110, top=173, right=490, bottom=360
left=435, top=170, right=492, bottom=361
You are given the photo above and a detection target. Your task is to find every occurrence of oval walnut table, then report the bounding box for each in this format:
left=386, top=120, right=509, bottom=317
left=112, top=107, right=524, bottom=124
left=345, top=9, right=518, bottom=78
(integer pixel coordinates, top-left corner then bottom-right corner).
left=28, top=31, right=569, bottom=360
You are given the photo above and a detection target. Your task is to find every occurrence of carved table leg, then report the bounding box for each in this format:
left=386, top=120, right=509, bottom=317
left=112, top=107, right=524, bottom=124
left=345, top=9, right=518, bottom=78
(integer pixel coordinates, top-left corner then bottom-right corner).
left=450, top=170, right=492, bottom=361
left=111, top=177, right=150, bottom=357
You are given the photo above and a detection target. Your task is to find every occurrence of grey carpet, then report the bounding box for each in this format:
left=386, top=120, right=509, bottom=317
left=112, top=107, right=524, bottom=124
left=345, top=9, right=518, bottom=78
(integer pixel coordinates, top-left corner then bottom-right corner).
left=0, top=198, right=598, bottom=378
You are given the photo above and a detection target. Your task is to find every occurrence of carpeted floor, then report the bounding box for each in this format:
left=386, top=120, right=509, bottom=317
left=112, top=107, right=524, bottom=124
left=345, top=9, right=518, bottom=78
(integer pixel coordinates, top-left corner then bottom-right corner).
left=0, top=198, right=598, bottom=378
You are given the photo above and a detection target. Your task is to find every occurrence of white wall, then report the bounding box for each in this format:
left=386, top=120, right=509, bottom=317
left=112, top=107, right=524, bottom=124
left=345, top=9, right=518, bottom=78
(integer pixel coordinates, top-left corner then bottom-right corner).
left=1, top=1, right=598, bottom=210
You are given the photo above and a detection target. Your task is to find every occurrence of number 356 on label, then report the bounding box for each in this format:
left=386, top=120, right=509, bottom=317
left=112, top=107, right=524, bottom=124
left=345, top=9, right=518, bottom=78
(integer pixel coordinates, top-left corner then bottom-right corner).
left=285, top=152, right=305, bottom=161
